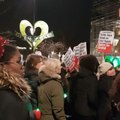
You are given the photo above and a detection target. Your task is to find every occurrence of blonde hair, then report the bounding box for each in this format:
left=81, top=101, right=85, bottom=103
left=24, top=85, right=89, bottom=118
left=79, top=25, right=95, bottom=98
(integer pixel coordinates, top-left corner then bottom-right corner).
left=39, top=58, right=61, bottom=79
left=0, top=64, right=31, bottom=100
left=44, top=58, right=61, bottom=74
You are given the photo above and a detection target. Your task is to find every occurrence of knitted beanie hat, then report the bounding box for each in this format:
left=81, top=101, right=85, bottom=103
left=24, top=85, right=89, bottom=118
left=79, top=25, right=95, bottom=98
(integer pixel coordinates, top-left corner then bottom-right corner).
left=97, top=62, right=112, bottom=75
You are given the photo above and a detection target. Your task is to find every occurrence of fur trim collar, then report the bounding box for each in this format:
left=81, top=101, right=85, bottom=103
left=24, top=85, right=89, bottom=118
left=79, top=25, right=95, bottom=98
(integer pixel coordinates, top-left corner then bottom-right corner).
left=38, top=65, right=61, bottom=79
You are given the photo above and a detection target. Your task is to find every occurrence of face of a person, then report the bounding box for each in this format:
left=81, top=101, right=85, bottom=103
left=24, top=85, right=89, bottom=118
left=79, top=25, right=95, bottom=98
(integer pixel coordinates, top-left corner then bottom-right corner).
left=35, top=61, right=44, bottom=70
left=5, top=50, right=24, bottom=76
left=107, top=67, right=116, bottom=77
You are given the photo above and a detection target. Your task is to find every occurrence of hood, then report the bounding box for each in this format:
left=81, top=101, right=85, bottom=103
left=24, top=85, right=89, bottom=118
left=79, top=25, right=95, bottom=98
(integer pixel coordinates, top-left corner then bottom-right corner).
left=38, top=65, right=61, bottom=82
left=79, top=67, right=95, bottom=78
left=38, top=72, right=52, bottom=82
left=38, top=72, right=63, bottom=86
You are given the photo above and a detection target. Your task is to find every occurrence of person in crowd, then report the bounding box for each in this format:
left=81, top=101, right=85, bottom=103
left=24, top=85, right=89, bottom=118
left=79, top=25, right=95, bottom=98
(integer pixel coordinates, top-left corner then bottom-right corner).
left=68, top=54, right=99, bottom=120
left=97, top=62, right=116, bottom=120
left=65, top=69, right=79, bottom=120
left=0, top=44, right=31, bottom=120
left=115, top=65, right=120, bottom=77
left=38, top=58, right=66, bottom=120
left=109, top=72, right=120, bottom=120
left=25, top=54, right=44, bottom=110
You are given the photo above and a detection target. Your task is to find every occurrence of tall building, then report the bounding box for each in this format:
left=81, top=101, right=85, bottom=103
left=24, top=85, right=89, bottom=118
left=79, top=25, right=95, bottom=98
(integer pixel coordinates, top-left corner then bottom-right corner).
left=91, top=0, right=120, bottom=54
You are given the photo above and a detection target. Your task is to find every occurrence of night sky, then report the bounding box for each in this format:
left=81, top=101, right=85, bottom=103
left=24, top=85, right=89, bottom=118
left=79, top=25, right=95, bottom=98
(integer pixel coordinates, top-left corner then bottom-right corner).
left=0, top=0, right=92, bottom=52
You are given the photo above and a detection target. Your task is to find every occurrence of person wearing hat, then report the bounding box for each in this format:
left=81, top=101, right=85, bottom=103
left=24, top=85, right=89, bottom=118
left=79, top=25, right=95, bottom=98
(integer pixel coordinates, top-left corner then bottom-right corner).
left=97, top=62, right=115, bottom=77
left=97, top=62, right=116, bottom=120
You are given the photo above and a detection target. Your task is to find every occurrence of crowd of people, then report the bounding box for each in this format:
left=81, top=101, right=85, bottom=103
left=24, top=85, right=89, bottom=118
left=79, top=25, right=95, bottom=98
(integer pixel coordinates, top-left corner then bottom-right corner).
left=0, top=44, right=120, bottom=120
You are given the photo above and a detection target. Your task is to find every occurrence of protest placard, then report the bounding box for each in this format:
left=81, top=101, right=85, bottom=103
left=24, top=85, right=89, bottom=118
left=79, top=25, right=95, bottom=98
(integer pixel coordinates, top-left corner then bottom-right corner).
left=97, top=31, right=114, bottom=53
left=73, top=42, right=87, bottom=58
left=63, top=47, right=79, bottom=72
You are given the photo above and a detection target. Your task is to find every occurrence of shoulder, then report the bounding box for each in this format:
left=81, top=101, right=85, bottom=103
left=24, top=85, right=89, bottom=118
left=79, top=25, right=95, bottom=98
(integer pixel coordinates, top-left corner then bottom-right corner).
left=0, top=88, right=21, bottom=101
left=0, top=88, right=26, bottom=109
left=42, top=79, right=63, bottom=92
left=79, top=73, right=97, bottom=81
left=0, top=88, right=29, bottom=119
left=99, top=74, right=111, bottom=83
left=44, top=78, right=62, bottom=87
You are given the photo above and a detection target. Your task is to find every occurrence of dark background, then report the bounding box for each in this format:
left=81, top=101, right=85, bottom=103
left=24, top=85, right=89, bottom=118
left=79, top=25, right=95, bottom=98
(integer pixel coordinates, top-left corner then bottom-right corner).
left=0, top=0, right=92, bottom=52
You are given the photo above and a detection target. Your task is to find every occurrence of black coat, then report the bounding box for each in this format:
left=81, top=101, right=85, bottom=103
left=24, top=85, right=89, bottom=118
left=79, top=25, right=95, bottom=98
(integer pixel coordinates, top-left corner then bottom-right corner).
left=69, top=67, right=98, bottom=117
left=97, top=74, right=114, bottom=120
left=0, top=88, right=30, bottom=120
left=25, top=70, right=40, bottom=109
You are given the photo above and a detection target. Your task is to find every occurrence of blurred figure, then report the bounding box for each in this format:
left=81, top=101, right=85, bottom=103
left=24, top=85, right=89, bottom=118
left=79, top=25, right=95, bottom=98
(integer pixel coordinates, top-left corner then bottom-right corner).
left=0, top=44, right=31, bottom=120
left=97, top=62, right=116, bottom=120
left=115, top=65, right=120, bottom=77
left=68, top=55, right=99, bottom=120
left=25, top=54, right=43, bottom=110
left=38, top=58, right=66, bottom=120
left=109, top=72, right=120, bottom=120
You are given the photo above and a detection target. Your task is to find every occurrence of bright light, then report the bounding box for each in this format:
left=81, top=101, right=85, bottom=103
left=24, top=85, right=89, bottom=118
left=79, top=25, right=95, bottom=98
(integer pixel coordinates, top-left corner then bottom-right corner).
left=17, top=46, right=27, bottom=50
left=30, top=27, right=34, bottom=35
left=33, top=41, right=36, bottom=46
left=105, top=56, right=120, bottom=68
left=64, top=93, right=68, bottom=98
left=36, top=108, right=40, bottom=111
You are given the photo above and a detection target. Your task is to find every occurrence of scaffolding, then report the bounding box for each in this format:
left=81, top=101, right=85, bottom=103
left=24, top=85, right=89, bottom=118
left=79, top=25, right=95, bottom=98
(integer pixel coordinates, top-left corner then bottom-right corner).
left=91, top=0, right=120, bottom=54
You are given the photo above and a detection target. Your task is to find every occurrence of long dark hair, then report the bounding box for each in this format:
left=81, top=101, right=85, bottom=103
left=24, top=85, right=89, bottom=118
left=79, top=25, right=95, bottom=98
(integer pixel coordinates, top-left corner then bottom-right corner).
left=0, top=44, right=18, bottom=62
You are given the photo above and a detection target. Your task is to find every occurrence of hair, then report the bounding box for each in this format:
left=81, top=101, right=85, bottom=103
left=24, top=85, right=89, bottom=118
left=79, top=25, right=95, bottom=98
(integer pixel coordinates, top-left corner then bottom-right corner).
left=80, top=54, right=99, bottom=73
left=25, top=54, right=43, bottom=71
left=39, top=58, right=61, bottom=79
left=45, top=58, right=61, bottom=73
left=0, top=45, right=18, bottom=62
left=0, top=64, right=31, bottom=99
left=0, top=44, right=31, bottom=100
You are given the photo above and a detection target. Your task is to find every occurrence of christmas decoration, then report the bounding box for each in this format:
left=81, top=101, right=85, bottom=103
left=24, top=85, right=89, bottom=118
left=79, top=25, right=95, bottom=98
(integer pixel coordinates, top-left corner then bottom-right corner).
left=0, top=36, right=9, bottom=58
left=19, top=20, right=54, bottom=52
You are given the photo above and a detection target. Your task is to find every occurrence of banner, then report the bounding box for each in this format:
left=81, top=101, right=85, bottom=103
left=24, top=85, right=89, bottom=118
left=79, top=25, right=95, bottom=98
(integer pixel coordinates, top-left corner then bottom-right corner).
left=63, top=47, right=79, bottom=72
left=73, top=42, right=87, bottom=58
left=97, top=31, right=114, bottom=53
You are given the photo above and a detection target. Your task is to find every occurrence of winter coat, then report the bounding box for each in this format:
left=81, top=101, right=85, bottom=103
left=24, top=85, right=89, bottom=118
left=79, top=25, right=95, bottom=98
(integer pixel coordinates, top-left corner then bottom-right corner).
left=97, top=74, right=114, bottom=120
left=0, top=64, right=31, bottom=120
left=38, top=70, right=66, bottom=120
left=0, top=88, right=30, bottom=120
left=25, top=70, right=40, bottom=109
left=69, top=67, right=98, bottom=117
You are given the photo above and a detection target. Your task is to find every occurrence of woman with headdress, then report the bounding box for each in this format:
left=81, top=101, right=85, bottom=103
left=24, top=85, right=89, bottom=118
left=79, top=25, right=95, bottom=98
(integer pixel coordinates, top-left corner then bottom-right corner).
left=0, top=44, right=31, bottom=120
